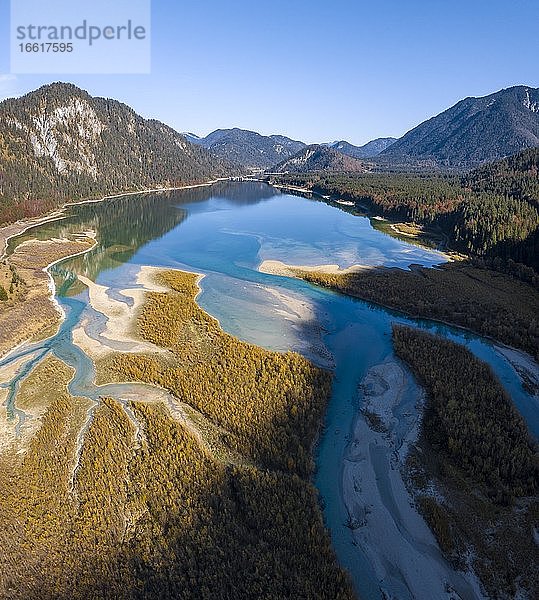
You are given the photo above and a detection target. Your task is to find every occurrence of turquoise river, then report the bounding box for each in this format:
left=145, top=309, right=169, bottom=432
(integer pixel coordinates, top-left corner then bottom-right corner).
left=1, top=182, right=537, bottom=600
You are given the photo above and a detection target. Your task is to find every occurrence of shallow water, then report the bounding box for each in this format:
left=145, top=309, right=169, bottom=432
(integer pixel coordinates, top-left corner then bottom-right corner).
left=1, top=181, right=537, bottom=599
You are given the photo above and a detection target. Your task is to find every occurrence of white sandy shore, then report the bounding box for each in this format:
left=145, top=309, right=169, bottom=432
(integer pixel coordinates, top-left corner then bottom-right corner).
left=0, top=352, right=39, bottom=384
left=495, top=344, right=539, bottom=400
left=343, top=360, right=485, bottom=600
left=43, top=231, right=98, bottom=320
left=73, top=266, right=171, bottom=359
left=261, top=285, right=334, bottom=368
left=259, top=259, right=375, bottom=278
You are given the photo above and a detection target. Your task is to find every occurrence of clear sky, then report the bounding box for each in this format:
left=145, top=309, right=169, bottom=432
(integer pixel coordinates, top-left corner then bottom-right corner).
left=1, top=0, right=538, bottom=145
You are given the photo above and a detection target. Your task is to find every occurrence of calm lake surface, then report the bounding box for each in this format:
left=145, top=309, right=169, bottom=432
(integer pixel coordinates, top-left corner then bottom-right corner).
left=3, top=181, right=538, bottom=599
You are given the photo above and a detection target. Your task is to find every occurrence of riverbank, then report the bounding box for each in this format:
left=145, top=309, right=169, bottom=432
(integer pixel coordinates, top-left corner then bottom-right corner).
left=393, top=326, right=539, bottom=598
left=0, top=235, right=96, bottom=358
left=343, top=359, right=484, bottom=599
left=258, top=259, right=539, bottom=360
left=0, top=210, right=67, bottom=259
left=0, top=178, right=231, bottom=360
left=0, top=177, right=229, bottom=260
left=495, top=344, right=539, bottom=398
left=72, top=267, right=170, bottom=360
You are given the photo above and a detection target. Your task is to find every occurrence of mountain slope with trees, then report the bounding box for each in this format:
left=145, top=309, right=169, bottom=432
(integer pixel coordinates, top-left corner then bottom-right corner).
left=329, top=137, right=396, bottom=158
left=271, top=144, right=367, bottom=174
left=187, top=128, right=306, bottom=170
left=0, top=83, right=235, bottom=224
left=380, top=86, right=539, bottom=167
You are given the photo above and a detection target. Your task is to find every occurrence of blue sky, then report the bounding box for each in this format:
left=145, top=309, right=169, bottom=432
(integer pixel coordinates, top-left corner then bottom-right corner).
left=1, top=0, right=538, bottom=145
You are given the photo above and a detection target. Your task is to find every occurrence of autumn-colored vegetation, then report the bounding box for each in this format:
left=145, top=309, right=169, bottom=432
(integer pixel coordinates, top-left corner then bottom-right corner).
left=0, top=237, right=95, bottom=357
left=106, top=270, right=332, bottom=476
left=0, top=271, right=354, bottom=599
left=0, top=261, right=23, bottom=302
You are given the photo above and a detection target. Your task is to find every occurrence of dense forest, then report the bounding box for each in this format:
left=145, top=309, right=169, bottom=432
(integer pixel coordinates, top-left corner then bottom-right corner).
left=392, top=326, right=538, bottom=500
left=392, top=326, right=539, bottom=597
left=0, top=83, right=235, bottom=224
left=270, top=147, right=539, bottom=270
left=287, top=262, right=539, bottom=359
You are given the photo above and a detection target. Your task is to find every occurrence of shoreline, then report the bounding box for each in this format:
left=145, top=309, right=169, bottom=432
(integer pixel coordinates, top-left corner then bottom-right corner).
left=0, top=235, right=97, bottom=360
left=258, top=259, right=539, bottom=378
left=268, top=181, right=463, bottom=258
left=342, top=359, right=485, bottom=599
left=0, top=177, right=230, bottom=261
left=72, top=266, right=224, bottom=362
left=43, top=231, right=98, bottom=323
left=0, top=177, right=227, bottom=360
left=0, top=211, right=67, bottom=260
left=65, top=177, right=231, bottom=207
left=73, top=267, right=173, bottom=360
left=259, top=259, right=377, bottom=278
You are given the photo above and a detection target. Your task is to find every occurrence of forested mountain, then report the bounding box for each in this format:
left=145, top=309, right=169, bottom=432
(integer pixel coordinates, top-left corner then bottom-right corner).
left=329, top=137, right=396, bottom=158
left=0, top=83, right=235, bottom=223
left=271, top=144, right=367, bottom=174
left=187, top=128, right=306, bottom=169
left=181, top=132, right=202, bottom=144
left=381, top=86, right=539, bottom=167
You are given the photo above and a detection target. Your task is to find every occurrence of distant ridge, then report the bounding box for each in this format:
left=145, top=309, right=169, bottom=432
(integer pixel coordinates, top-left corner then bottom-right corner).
left=271, top=144, right=367, bottom=173
left=188, top=128, right=306, bottom=169
left=329, top=137, right=396, bottom=159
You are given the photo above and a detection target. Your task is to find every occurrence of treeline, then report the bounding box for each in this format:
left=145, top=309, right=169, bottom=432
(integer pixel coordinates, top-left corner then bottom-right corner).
left=0, top=82, right=234, bottom=224
left=463, top=147, right=539, bottom=202
left=291, top=263, right=539, bottom=359
left=392, top=325, right=538, bottom=502
left=270, top=147, right=539, bottom=270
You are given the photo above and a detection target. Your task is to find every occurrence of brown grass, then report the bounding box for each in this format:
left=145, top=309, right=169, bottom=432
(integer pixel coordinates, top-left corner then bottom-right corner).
left=0, top=237, right=94, bottom=357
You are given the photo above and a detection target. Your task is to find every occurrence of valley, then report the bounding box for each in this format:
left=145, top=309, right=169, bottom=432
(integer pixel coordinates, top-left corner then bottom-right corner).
left=0, top=180, right=537, bottom=599
left=0, top=80, right=538, bottom=600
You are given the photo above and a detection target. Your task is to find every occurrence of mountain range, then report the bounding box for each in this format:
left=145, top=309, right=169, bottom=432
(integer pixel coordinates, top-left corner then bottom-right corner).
left=185, top=86, right=539, bottom=172
left=2, top=82, right=539, bottom=223
left=184, top=128, right=305, bottom=170
left=0, top=83, right=233, bottom=222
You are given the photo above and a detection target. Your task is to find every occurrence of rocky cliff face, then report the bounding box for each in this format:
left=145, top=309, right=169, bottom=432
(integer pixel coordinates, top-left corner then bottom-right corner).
left=0, top=82, right=234, bottom=221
